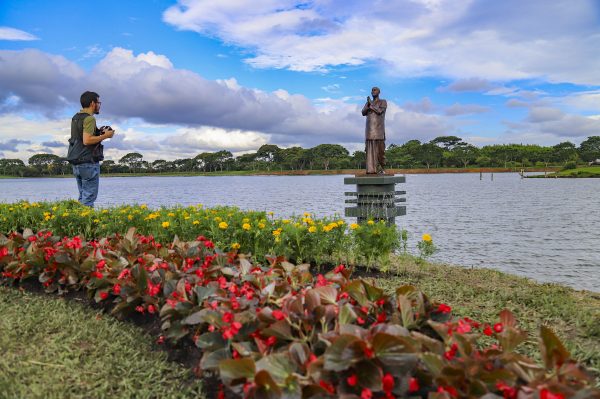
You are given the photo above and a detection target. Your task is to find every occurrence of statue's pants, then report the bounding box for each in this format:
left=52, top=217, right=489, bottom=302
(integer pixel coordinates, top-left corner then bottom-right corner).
left=366, top=139, right=385, bottom=174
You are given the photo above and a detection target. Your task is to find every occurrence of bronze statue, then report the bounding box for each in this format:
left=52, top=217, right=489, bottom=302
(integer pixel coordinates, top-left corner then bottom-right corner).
left=362, top=87, right=387, bottom=174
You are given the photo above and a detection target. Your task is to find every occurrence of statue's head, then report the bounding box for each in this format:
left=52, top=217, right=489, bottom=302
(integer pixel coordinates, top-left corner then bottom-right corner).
left=371, top=87, right=380, bottom=97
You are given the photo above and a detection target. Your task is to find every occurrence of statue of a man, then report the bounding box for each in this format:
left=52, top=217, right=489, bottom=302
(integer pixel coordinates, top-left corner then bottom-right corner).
left=362, top=87, right=387, bottom=174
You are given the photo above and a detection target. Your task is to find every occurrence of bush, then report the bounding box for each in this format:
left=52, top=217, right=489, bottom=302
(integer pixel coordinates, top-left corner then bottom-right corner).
left=1, top=230, right=598, bottom=398
left=562, top=161, right=577, bottom=170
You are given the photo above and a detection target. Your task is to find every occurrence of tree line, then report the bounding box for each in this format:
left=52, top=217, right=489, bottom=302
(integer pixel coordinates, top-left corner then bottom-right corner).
left=2, top=136, right=599, bottom=177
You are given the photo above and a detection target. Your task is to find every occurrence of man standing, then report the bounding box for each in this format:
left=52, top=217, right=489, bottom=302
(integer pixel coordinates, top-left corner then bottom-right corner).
left=66, top=91, right=114, bottom=207
left=362, top=87, right=387, bottom=174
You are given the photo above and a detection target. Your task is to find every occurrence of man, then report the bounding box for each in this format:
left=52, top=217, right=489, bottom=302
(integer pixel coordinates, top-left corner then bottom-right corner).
left=361, top=87, right=387, bottom=174
left=66, top=91, right=115, bottom=207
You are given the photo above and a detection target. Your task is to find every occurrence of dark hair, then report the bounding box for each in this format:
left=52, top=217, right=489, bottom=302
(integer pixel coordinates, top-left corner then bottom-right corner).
left=80, top=91, right=100, bottom=108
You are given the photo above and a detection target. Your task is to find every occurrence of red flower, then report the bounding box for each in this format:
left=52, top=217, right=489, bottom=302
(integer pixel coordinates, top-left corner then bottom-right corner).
left=408, top=377, right=419, bottom=393
left=272, top=310, right=285, bottom=320
left=92, top=271, right=103, bottom=279
left=28, top=235, right=37, bottom=242
left=265, top=336, right=277, bottom=346
left=357, top=317, right=365, bottom=325
left=483, top=324, right=493, bottom=336
left=96, top=259, right=106, bottom=270
left=361, top=388, right=372, bottom=399
left=135, top=305, right=145, bottom=313
left=364, top=347, right=374, bottom=358
left=147, top=304, right=157, bottom=314
left=347, top=374, right=358, bottom=386
left=437, top=303, right=452, bottom=313
left=456, top=319, right=472, bottom=334
left=334, top=264, right=345, bottom=273
left=377, top=312, right=387, bottom=323
left=0, top=247, right=9, bottom=257
left=319, top=380, right=335, bottom=394
left=156, top=335, right=165, bottom=344
left=112, top=284, right=121, bottom=295
left=203, top=240, right=214, bottom=249
left=493, top=323, right=504, bottom=333
left=444, top=343, right=458, bottom=361
left=496, top=381, right=517, bottom=399
left=99, top=291, right=109, bottom=300
left=540, top=389, right=565, bottom=399
left=437, top=386, right=458, bottom=398
left=382, top=373, right=394, bottom=393
left=223, top=312, right=234, bottom=323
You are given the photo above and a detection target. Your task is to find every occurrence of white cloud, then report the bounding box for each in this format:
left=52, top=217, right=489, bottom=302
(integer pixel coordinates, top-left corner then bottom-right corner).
left=163, top=0, right=600, bottom=84
left=0, top=27, right=39, bottom=41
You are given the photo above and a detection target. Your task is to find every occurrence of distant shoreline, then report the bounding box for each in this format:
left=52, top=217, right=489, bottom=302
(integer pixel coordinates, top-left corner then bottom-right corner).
left=0, top=167, right=561, bottom=179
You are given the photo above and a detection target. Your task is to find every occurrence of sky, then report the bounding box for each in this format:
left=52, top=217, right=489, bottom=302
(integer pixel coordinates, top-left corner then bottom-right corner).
left=1, top=0, right=599, bottom=162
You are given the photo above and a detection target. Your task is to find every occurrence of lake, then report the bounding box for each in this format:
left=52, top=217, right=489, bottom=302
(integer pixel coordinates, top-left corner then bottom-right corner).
left=0, top=173, right=598, bottom=292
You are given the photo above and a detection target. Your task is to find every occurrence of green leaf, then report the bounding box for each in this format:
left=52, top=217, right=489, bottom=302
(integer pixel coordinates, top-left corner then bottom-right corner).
left=344, top=280, right=369, bottom=307
left=200, top=348, right=230, bottom=371
left=398, top=295, right=415, bottom=329
left=194, top=285, right=217, bottom=302
left=540, top=325, right=571, bottom=369
left=323, top=334, right=364, bottom=372
left=253, top=370, right=283, bottom=399
left=421, top=353, right=444, bottom=377
left=338, top=303, right=357, bottom=326
left=356, top=360, right=383, bottom=390
left=256, top=353, right=296, bottom=385
left=313, top=286, right=338, bottom=305
left=372, top=333, right=418, bottom=371
left=219, top=358, right=256, bottom=384
left=262, top=320, right=294, bottom=341
left=196, top=332, right=227, bottom=350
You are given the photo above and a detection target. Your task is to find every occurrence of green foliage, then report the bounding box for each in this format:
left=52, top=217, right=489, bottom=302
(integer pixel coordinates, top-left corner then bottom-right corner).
left=0, top=286, right=204, bottom=399
left=562, top=161, right=578, bottom=170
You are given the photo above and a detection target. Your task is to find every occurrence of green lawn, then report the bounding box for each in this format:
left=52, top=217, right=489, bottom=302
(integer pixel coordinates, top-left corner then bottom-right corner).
left=376, top=256, right=600, bottom=380
left=0, top=287, right=204, bottom=399
left=554, top=166, right=600, bottom=177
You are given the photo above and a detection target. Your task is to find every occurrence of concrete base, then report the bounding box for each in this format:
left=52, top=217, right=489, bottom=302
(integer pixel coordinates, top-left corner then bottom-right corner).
left=344, top=175, right=406, bottom=225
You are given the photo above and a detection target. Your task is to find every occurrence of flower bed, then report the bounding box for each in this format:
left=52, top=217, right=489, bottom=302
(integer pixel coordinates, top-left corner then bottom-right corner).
left=1, top=229, right=597, bottom=398
left=0, top=200, right=402, bottom=266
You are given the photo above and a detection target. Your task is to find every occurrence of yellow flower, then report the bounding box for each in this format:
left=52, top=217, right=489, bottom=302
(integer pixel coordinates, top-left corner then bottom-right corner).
left=128, top=215, right=133, bottom=221
left=323, top=225, right=332, bottom=232
left=303, top=212, right=311, bottom=217
left=162, top=221, right=170, bottom=228
left=367, top=220, right=375, bottom=225
left=140, top=204, right=148, bottom=209
left=308, top=226, right=317, bottom=233
left=231, top=243, right=241, bottom=250
left=282, top=219, right=290, bottom=224
left=193, top=220, right=200, bottom=225
left=219, top=222, right=228, bottom=229
left=275, top=237, right=281, bottom=243
left=242, top=223, right=251, bottom=230
left=243, top=218, right=250, bottom=223
left=422, top=233, right=432, bottom=242
left=62, top=212, right=69, bottom=217
left=272, top=230, right=281, bottom=237
left=258, top=223, right=265, bottom=229
left=337, top=220, right=345, bottom=226
left=214, top=216, right=222, bottom=222
left=166, top=212, right=175, bottom=217
left=268, top=211, right=274, bottom=216
left=93, top=219, right=100, bottom=223
left=350, top=223, right=359, bottom=230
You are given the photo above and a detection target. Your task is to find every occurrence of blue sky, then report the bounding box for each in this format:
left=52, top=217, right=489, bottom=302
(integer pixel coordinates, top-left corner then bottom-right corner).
left=1, top=0, right=599, bottom=161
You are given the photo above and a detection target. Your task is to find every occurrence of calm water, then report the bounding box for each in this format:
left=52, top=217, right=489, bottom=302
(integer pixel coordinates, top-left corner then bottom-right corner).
left=1, top=174, right=598, bottom=292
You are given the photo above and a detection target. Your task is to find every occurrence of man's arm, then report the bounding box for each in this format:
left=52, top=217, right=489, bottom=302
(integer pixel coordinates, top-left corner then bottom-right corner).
left=82, top=115, right=113, bottom=145
left=361, top=102, right=371, bottom=116
left=370, top=100, right=387, bottom=115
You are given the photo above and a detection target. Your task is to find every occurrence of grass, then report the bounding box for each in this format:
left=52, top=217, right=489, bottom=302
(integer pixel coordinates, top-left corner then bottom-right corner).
left=376, top=256, right=600, bottom=380
left=528, top=165, right=600, bottom=178
left=0, top=286, right=204, bottom=399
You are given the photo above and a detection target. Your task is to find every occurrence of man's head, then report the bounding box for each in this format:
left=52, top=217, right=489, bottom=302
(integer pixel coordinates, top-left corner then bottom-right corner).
left=80, top=91, right=101, bottom=114
left=371, top=87, right=380, bottom=98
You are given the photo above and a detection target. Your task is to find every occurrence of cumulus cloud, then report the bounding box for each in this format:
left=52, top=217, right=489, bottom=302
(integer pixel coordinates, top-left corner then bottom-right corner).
left=444, top=103, right=490, bottom=116
left=0, top=138, right=31, bottom=151
left=163, top=0, right=600, bottom=85
left=0, top=27, right=39, bottom=41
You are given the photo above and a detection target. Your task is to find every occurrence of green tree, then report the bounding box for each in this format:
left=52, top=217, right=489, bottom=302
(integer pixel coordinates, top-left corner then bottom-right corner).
left=552, top=142, right=578, bottom=165
left=578, top=136, right=600, bottom=162
left=0, top=159, right=26, bottom=176
left=28, top=153, right=62, bottom=175
left=417, top=142, right=444, bottom=169
left=119, top=152, right=144, bottom=173
left=451, top=143, right=479, bottom=168
left=311, top=144, right=349, bottom=170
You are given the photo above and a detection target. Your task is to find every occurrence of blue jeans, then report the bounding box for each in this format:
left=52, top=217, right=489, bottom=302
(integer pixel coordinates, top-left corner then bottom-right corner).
left=73, top=163, right=100, bottom=207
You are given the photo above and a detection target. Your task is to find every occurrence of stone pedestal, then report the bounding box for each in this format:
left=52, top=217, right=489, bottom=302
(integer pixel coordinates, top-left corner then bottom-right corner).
left=344, top=174, right=406, bottom=225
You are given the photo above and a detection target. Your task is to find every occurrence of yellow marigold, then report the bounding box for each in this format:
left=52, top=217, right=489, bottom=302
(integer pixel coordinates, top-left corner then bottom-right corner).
left=62, top=212, right=69, bottom=217
left=231, top=243, right=241, bottom=250
left=193, top=220, right=200, bottom=225
left=272, top=230, right=281, bottom=236
left=422, top=233, right=432, bottom=242
left=350, top=223, right=359, bottom=230
left=243, top=218, right=250, bottom=223
left=219, top=222, right=228, bottom=229
left=268, top=211, right=274, bottom=216
left=282, top=219, right=290, bottom=224
left=214, top=216, right=222, bottom=222
left=258, top=223, right=265, bottom=229
left=162, top=221, right=170, bottom=228
left=128, top=215, right=133, bottom=221
left=93, top=219, right=100, bottom=223
left=367, top=220, right=375, bottom=225
left=337, top=220, right=345, bottom=226
left=303, top=212, right=311, bottom=217
left=308, top=226, right=317, bottom=233
left=140, top=204, right=148, bottom=209
left=275, top=237, right=281, bottom=243
left=323, top=225, right=332, bottom=232
left=242, top=223, right=251, bottom=230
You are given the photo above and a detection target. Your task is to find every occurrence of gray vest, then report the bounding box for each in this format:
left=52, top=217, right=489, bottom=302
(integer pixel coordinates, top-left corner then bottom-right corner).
left=67, top=113, right=103, bottom=164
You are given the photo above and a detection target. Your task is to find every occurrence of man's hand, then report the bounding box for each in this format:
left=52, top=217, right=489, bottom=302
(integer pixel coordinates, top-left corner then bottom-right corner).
left=102, top=128, right=115, bottom=139
left=367, top=96, right=371, bottom=104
